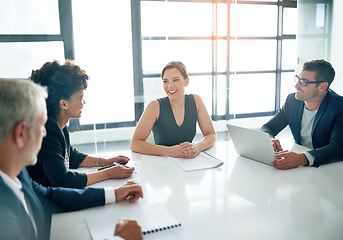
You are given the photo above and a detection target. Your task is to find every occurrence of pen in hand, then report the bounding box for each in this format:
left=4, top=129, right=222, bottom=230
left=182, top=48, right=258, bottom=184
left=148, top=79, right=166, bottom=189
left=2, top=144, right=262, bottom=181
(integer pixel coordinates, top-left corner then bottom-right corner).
left=97, top=161, right=137, bottom=174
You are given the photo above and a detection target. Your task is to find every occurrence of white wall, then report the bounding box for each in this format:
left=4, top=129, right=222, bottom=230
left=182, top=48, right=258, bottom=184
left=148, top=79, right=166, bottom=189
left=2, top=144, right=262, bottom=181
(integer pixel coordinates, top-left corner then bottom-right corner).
left=330, top=0, right=343, bottom=95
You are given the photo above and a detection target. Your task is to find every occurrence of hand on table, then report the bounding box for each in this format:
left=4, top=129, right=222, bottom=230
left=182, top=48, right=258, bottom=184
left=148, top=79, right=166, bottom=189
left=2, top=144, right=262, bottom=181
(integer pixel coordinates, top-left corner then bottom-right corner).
left=105, top=155, right=130, bottom=165
left=115, top=180, right=143, bottom=203
left=168, top=142, right=199, bottom=159
left=179, top=142, right=199, bottom=159
left=272, top=151, right=309, bottom=170
left=102, top=164, right=135, bottom=179
left=114, top=218, right=143, bottom=240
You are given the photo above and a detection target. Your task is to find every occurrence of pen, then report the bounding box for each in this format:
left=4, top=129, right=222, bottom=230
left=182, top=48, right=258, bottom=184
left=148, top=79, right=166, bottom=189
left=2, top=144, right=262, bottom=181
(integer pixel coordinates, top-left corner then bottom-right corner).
left=97, top=162, right=137, bottom=174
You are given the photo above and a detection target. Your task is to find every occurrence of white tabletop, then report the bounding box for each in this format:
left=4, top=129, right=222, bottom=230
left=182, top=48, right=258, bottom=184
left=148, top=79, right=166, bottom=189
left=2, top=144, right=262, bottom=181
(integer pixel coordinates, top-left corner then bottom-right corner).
left=50, top=140, right=343, bottom=240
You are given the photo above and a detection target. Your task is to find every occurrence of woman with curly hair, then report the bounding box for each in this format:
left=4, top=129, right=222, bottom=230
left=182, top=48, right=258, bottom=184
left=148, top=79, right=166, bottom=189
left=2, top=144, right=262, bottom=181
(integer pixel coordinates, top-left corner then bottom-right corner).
left=27, top=60, right=134, bottom=188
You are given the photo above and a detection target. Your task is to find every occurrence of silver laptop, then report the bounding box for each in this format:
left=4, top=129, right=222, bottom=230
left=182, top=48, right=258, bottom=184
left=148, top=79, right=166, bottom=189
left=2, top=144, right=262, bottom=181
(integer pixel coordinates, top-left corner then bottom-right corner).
left=227, top=124, right=275, bottom=166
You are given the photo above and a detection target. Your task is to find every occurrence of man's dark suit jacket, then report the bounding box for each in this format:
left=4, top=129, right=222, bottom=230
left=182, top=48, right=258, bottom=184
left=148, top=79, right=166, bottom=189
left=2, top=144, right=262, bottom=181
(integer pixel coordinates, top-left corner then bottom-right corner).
left=260, top=89, right=343, bottom=167
left=0, top=169, right=105, bottom=240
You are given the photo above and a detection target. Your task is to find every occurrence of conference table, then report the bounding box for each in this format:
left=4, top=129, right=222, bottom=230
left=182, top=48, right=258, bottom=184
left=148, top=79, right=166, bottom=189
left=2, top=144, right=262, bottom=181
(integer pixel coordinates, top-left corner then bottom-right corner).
left=50, top=140, right=343, bottom=240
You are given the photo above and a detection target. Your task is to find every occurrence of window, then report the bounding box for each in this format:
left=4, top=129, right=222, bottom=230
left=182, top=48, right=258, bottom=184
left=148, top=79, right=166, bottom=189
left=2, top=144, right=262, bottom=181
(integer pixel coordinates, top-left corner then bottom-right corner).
left=139, top=0, right=297, bottom=120
left=0, top=0, right=64, bottom=78
left=72, top=0, right=135, bottom=126
left=0, top=0, right=60, bottom=35
left=1, top=0, right=299, bottom=132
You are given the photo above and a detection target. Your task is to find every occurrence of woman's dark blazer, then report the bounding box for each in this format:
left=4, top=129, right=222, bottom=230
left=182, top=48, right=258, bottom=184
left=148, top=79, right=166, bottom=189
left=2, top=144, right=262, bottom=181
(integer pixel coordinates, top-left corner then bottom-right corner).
left=27, top=115, right=88, bottom=188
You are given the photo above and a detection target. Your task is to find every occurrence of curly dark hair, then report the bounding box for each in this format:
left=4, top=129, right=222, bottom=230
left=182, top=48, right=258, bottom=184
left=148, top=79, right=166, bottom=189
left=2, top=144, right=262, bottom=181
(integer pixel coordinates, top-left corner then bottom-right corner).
left=30, top=60, right=88, bottom=115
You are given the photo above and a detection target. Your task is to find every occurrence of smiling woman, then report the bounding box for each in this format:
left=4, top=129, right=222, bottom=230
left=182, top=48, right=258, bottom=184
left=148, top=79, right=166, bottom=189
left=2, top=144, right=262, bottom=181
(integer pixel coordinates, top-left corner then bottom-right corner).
left=130, top=61, right=217, bottom=159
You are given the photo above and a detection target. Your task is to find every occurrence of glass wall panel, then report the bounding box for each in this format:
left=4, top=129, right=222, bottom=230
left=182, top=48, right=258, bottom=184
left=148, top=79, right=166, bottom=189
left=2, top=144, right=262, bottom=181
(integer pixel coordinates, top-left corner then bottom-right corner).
left=230, top=40, right=276, bottom=72
left=217, top=3, right=228, bottom=37
left=229, top=73, right=275, bottom=115
left=283, top=7, right=298, bottom=35
left=0, top=42, right=64, bottom=78
left=296, top=0, right=332, bottom=72
left=142, top=40, right=212, bottom=74
left=282, top=39, right=297, bottom=70
left=187, top=75, right=212, bottom=115
left=217, top=75, right=227, bottom=116
left=141, top=2, right=212, bottom=37
left=217, top=40, right=227, bottom=73
left=316, top=4, right=326, bottom=33
left=230, top=4, right=277, bottom=37
left=143, top=77, right=165, bottom=108
left=0, top=0, right=60, bottom=34
left=72, top=0, right=135, bottom=125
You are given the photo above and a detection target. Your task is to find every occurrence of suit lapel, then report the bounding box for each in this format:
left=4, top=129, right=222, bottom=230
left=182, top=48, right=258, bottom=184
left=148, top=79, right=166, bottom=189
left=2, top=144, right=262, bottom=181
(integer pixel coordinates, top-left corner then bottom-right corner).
left=0, top=171, right=42, bottom=239
left=312, top=91, right=330, bottom=135
left=293, top=100, right=305, bottom=143
left=18, top=170, right=46, bottom=239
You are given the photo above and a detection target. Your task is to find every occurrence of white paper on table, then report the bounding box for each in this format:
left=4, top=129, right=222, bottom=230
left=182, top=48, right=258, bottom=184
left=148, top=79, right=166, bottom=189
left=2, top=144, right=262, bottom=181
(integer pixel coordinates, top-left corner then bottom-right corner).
left=169, top=152, right=223, bottom=172
left=85, top=203, right=191, bottom=240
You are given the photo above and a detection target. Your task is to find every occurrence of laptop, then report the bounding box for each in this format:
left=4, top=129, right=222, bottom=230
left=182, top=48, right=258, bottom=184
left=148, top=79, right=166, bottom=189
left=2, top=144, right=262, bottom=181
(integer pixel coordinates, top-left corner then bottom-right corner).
left=227, top=124, right=275, bottom=166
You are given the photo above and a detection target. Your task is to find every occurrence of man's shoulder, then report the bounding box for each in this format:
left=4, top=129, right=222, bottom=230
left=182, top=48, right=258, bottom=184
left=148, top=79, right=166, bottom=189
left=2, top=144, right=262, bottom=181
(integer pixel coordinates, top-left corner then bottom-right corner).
left=326, top=90, right=343, bottom=106
left=324, top=90, right=343, bottom=114
left=328, top=89, right=343, bottom=100
left=284, top=92, right=302, bottom=105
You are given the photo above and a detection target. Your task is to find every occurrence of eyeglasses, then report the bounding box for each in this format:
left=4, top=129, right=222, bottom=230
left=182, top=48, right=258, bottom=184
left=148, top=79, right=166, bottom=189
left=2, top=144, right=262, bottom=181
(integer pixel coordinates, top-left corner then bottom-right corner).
left=294, top=75, right=324, bottom=87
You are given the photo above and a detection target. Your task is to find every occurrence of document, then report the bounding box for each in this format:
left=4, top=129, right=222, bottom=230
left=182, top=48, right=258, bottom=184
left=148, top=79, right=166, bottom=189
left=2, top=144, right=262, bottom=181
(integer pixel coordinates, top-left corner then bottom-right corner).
left=169, top=152, right=223, bottom=172
left=85, top=203, right=191, bottom=240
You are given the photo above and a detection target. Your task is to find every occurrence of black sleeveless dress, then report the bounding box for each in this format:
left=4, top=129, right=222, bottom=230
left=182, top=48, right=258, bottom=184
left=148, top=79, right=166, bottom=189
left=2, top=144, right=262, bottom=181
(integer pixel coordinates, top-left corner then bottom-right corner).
left=152, top=94, right=197, bottom=146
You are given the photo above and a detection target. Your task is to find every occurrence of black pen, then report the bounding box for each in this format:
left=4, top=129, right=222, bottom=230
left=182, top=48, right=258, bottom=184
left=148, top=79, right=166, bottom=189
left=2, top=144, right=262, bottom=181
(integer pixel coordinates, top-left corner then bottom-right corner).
left=97, top=162, right=137, bottom=173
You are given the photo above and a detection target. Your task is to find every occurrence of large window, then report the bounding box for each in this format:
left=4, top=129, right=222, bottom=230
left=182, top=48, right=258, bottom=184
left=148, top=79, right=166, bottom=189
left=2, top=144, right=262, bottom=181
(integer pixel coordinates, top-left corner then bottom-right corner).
left=72, top=0, right=135, bottom=127
left=1, top=0, right=316, bottom=132
left=139, top=0, right=297, bottom=121
left=0, top=0, right=65, bottom=78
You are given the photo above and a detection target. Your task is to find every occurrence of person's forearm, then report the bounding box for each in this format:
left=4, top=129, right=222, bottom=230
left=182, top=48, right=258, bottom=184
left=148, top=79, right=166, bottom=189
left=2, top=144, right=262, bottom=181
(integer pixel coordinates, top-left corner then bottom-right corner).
left=79, top=156, right=99, bottom=167
left=131, top=140, right=170, bottom=156
left=86, top=171, right=109, bottom=185
left=195, top=133, right=216, bottom=152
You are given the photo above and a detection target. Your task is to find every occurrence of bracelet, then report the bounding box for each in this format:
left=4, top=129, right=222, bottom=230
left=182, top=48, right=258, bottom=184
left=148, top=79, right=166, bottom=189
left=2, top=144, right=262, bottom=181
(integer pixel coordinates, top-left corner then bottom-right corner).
left=96, top=157, right=105, bottom=167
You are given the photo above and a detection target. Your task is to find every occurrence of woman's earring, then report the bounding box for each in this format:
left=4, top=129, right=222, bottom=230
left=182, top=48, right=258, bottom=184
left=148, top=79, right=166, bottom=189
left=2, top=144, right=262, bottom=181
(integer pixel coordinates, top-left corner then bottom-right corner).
left=65, top=107, right=68, bottom=110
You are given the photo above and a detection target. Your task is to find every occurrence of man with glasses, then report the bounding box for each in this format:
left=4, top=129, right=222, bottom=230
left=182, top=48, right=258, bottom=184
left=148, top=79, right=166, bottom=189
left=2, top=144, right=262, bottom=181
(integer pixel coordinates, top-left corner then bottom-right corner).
left=260, top=59, right=343, bottom=170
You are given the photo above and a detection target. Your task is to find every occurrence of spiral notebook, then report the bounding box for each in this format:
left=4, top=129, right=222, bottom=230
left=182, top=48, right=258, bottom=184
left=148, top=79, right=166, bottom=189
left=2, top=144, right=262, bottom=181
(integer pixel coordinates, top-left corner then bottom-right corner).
left=85, top=203, right=191, bottom=240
